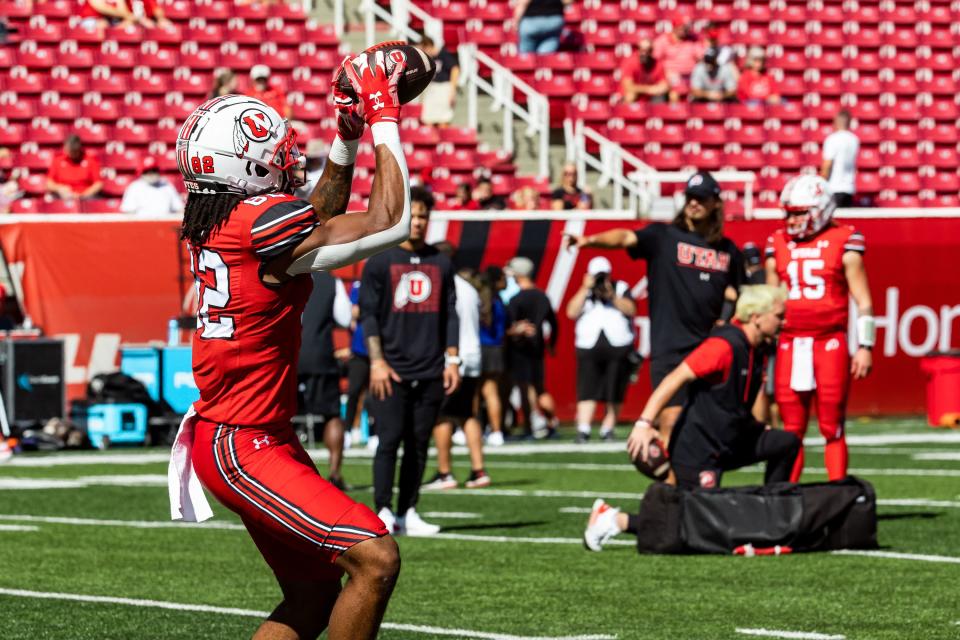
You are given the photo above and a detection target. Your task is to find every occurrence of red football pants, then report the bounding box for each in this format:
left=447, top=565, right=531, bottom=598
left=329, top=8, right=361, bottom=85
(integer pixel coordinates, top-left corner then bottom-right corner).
left=191, top=417, right=387, bottom=581
left=774, top=332, right=851, bottom=482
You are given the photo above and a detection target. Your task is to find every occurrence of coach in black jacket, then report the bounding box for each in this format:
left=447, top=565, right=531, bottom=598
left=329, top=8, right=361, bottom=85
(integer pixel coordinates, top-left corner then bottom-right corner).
left=360, top=187, right=460, bottom=537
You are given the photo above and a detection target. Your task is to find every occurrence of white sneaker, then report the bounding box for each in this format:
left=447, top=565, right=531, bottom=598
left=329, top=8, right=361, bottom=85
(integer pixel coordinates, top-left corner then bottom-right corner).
left=366, top=434, right=380, bottom=452
left=583, top=499, right=622, bottom=552
left=421, top=472, right=458, bottom=490
left=451, top=428, right=467, bottom=446
left=485, top=430, right=504, bottom=446
left=377, top=507, right=397, bottom=534
left=397, top=508, right=440, bottom=537
left=0, top=439, right=11, bottom=464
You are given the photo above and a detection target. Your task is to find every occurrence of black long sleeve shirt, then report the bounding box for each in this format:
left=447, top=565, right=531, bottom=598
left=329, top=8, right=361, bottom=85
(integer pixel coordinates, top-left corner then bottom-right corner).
left=359, top=244, right=459, bottom=380
left=506, top=287, right=558, bottom=358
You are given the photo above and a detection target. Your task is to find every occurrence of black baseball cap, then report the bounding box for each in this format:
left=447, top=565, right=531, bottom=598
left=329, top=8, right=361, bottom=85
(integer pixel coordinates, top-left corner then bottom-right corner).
left=684, top=171, right=721, bottom=201
left=742, top=242, right=762, bottom=266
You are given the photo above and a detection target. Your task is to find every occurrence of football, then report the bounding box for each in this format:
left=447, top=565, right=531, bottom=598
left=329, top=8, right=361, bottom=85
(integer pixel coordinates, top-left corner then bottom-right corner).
left=633, top=437, right=671, bottom=481
left=336, top=41, right=437, bottom=105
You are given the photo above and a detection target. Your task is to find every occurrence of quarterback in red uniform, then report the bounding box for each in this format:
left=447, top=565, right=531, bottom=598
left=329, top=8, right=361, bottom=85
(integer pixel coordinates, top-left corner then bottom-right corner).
left=765, top=174, right=874, bottom=482
left=171, top=52, right=411, bottom=640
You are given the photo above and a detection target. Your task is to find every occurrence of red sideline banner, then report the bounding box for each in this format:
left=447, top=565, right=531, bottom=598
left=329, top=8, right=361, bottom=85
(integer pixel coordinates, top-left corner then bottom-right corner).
left=1, top=213, right=957, bottom=417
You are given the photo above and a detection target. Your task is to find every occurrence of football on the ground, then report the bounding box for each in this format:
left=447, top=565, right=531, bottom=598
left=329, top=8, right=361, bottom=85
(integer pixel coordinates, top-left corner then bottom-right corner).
left=336, top=41, right=436, bottom=105
left=634, top=437, right=671, bottom=481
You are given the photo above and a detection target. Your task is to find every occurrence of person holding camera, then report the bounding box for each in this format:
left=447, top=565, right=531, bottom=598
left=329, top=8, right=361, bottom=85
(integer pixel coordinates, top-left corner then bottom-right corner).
left=566, top=257, right=637, bottom=442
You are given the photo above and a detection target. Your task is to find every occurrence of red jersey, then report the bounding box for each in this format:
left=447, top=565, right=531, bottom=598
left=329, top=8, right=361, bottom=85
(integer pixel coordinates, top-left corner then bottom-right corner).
left=189, top=192, right=318, bottom=426
left=765, top=224, right=865, bottom=336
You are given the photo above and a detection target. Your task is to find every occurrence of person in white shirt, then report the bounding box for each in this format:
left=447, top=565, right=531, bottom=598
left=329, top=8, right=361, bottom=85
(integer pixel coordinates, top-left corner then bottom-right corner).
left=820, top=109, right=859, bottom=207
left=120, top=157, right=183, bottom=215
left=424, top=242, right=491, bottom=489
left=565, top=256, right=637, bottom=442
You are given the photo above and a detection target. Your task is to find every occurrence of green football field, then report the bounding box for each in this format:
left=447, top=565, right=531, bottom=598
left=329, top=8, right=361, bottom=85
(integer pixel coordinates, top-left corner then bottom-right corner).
left=1, top=418, right=958, bottom=640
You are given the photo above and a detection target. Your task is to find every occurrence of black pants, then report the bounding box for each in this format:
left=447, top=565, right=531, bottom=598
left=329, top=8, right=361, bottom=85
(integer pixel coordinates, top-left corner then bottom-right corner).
left=575, top=334, right=632, bottom=403
left=369, top=377, right=445, bottom=514
left=672, top=429, right=801, bottom=490
left=344, top=355, right=370, bottom=432
left=832, top=192, right=853, bottom=208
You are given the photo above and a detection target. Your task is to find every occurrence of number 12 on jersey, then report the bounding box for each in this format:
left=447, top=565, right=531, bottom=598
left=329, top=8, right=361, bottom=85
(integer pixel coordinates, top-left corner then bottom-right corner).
left=786, top=259, right=825, bottom=301
left=190, top=247, right=235, bottom=339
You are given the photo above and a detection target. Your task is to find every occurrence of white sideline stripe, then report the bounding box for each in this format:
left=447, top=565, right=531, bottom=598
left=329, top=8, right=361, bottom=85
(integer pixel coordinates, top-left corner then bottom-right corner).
left=0, top=514, right=246, bottom=530
left=831, top=550, right=960, bottom=564
left=8, top=431, right=960, bottom=467
left=436, top=488, right=646, bottom=500
left=0, top=524, right=38, bottom=532
left=433, top=532, right=634, bottom=547
left=0, top=588, right=617, bottom=640
left=735, top=628, right=845, bottom=639
left=420, top=511, right=481, bottom=519
left=559, top=507, right=593, bottom=514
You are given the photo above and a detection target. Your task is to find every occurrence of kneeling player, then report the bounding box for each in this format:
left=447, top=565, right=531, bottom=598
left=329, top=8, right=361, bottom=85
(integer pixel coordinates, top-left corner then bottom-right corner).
left=766, top=175, right=874, bottom=481
left=171, top=53, right=410, bottom=639
left=584, top=285, right=800, bottom=551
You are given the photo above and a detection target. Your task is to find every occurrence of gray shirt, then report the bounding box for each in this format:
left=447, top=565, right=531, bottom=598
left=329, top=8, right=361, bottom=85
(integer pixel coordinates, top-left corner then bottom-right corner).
left=690, top=63, right=737, bottom=95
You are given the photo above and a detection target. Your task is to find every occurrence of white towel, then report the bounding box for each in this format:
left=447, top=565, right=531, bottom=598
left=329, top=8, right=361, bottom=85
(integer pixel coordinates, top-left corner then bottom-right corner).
left=167, top=405, right=214, bottom=522
left=789, top=336, right=817, bottom=392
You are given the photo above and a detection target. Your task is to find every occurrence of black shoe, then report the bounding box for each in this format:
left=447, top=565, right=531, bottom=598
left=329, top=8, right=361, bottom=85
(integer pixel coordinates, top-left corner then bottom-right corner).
left=329, top=475, right=351, bottom=491
left=600, top=429, right=615, bottom=442
left=575, top=431, right=590, bottom=443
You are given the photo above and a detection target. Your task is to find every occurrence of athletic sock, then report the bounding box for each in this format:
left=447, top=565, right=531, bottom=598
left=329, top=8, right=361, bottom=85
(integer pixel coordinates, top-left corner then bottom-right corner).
left=576, top=423, right=591, bottom=435
left=625, top=514, right=642, bottom=535
left=824, top=438, right=848, bottom=480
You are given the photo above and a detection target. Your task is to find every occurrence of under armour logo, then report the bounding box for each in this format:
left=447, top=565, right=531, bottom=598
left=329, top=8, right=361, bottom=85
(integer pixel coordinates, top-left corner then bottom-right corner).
left=369, top=91, right=384, bottom=111
left=252, top=436, right=271, bottom=450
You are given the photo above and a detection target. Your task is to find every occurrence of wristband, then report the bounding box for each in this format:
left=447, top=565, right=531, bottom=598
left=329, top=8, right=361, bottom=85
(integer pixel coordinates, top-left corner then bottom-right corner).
left=856, top=315, right=876, bottom=348
left=445, top=355, right=462, bottom=367
left=635, top=417, right=653, bottom=428
left=328, top=135, right=359, bottom=166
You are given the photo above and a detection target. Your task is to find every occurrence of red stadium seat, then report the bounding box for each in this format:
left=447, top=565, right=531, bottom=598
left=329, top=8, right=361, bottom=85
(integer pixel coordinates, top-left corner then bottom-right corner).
left=226, top=22, right=263, bottom=46
left=23, top=21, right=63, bottom=43
left=27, top=121, right=68, bottom=145
left=924, top=101, right=959, bottom=121
left=16, top=148, right=54, bottom=170
left=184, top=24, right=224, bottom=44
left=689, top=102, right=726, bottom=122
left=647, top=102, right=689, bottom=122
left=4, top=69, right=45, bottom=94
left=48, top=73, right=88, bottom=95
left=146, top=24, right=184, bottom=45
left=891, top=171, right=921, bottom=194
left=576, top=75, right=615, bottom=98
left=0, top=122, right=25, bottom=146
left=102, top=173, right=134, bottom=197
left=882, top=146, right=920, bottom=168
left=722, top=148, right=764, bottom=170
left=105, top=24, right=145, bottom=44
left=886, top=122, right=919, bottom=143
left=921, top=123, right=958, bottom=144
left=857, top=147, right=882, bottom=170
left=18, top=173, right=47, bottom=195
left=114, top=122, right=156, bottom=146
left=130, top=73, right=171, bottom=95
left=195, top=1, right=231, bottom=21
left=10, top=198, right=43, bottom=214
left=406, top=149, right=436, bottom=172
left=101, top=147, right=142, bottom=172
left=82, top=98, right=122, bottom=122
left=856, top=172, right=881, bottom=195
left=922, top=148, right=960, bottom=169
left=437, top=127, right=478, bottom=147
left=644, top=148, right=681, bottom=170
left=73, top=122, right=108, bottom=144
left=80, top=198, right=123, bottom=214
left=922, top=172, right=960, bottom=193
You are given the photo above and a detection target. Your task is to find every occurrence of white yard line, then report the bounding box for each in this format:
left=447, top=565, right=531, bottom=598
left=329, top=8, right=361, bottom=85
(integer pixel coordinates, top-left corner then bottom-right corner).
left=912, top=452, right=960, bottom=461
left=831, top=550, right=960, bottom=564
left=0, top=524, right=38, bottom=532
left=0, top=588, right=616, bottom=640
left=735, top=628, right=845, bottom=639
left=559, top=507, right=593, bottom=514
left=0, top=514, right=246, bottom=531
left=420, top=511, right=482, bottom=519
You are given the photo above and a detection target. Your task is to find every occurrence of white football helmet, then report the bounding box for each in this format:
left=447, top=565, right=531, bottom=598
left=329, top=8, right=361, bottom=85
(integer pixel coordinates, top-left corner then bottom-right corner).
left=176, top=94, right=305, bottom=196
left=779, top=174, right=836, bottom=240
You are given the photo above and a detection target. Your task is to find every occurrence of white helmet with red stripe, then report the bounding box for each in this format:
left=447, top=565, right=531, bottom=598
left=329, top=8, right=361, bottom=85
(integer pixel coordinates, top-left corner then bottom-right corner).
left=176, top=94, right=305, bottom=196
left=779, top=174, right=836, bottom=240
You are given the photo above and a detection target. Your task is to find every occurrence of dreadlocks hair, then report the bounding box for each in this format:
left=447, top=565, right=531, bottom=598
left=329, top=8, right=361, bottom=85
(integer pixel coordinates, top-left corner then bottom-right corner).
left=181, top=192, right=246, bottom=246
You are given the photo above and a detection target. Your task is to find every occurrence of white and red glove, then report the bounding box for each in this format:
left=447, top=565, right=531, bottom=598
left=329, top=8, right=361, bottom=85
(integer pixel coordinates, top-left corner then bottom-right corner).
left=343, top=49, right=406, bottom=126
left=331, top=57, right=365, bottom=142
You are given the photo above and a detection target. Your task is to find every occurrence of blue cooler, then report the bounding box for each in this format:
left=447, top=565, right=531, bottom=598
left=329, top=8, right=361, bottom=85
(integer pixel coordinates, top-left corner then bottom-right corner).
left=86, top=403, right=148, bottom=449
left=120, top=347, right=162, bottom=403
left=161, top=346, right=200, bottom=414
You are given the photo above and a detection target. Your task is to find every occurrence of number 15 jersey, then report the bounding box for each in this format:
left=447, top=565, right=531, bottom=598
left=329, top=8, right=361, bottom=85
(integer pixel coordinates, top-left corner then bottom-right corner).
left=765, top=224, right=865, bottom=337
left=189, top=192, right=318, bottom=426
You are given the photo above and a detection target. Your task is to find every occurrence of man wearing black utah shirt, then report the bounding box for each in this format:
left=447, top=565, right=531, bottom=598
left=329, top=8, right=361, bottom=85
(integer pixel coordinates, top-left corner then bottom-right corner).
left=564, top=171, right=743, bottom=449
left=360, top=187, right=460, bottom=536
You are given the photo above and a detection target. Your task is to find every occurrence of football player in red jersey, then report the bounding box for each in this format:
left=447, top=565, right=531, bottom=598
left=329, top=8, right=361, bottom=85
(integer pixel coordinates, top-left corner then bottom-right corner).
left=171, top=52, right=410, bottom=640
left=765, top=174, right=875, bottom=482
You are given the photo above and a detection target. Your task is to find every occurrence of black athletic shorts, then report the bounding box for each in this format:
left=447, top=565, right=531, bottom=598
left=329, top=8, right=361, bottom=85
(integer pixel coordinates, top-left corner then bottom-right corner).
left=509, top=351, right=544, bottom=393
left=576, top=336, right=632, bottom=403
left=440, top=376, right=479, bottom=422
left=649, top=350, right=693, bottom=408
left=481, top=345, right=505, bottom=375
left=299, top=373, right=341, bottom=418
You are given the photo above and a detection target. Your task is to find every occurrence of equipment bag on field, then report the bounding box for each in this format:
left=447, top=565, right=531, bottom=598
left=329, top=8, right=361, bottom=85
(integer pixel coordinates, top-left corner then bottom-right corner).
left=634, top=476, right=878, bottom=554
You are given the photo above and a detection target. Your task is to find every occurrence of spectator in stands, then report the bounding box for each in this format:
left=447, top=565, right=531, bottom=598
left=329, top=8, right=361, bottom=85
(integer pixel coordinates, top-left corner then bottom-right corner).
left=295, top=139, right=327, bottom=200
left=653, top=22, right=704, bottom=102
left=511, top=186, right=541, bottom=210
left=448, top=182, right=479, bottom=210
left=737, top=47, right=780, bottom=105
left=47, top=135, right=102, bottom=200
left=248, top=65, right=292, bottom=119
left=120, top=156, right=183, bottom=215
left=0, top=164, right=21, bottom=214
left=690, top=48, right=737, bottom=103
left=79, top=0, right=138, bottom=29
left=619, top=38, right=669, bottom=104
left=478, top=265, right=507, bottom=446
left=551, top=163, right=593, bottom=210
left=473, top=177, right=507, bottom=210
left=419, top=36, right=460, bottom=128
left=567, top=256, right=636, bottom=443
left=703, top=22, right=734, bottom=67
left=821, top=110, right=859, bottom=207
left=513, top=0, right=568, bottom=54
left=209, top=69, right=237, bottom=99
left=139, top=0, right=172, bottom=27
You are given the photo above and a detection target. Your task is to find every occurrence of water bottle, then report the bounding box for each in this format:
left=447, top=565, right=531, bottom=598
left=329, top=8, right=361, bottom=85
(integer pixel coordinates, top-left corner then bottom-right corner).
left=167, top=318, right=179, bottom=346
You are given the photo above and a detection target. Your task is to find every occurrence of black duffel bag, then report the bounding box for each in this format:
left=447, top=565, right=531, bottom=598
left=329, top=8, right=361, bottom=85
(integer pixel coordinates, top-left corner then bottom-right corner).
left=634, top=476, right=877, bottom=554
